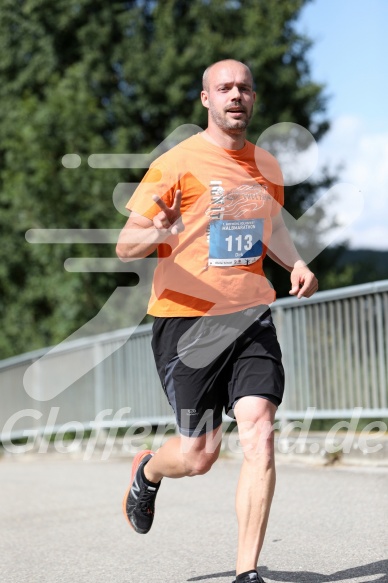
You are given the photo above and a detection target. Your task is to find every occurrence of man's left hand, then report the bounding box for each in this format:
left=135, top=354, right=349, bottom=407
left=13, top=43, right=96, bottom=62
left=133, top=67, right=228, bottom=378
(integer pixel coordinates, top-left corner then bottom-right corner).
left=289, top=261, right=318, bottom=299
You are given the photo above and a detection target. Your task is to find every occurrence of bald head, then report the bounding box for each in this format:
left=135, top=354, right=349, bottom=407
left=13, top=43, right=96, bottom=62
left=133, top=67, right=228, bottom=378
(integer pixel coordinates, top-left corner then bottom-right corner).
left=202, top=59, right=253, bottom=92
left=200, top=59, right=256, bottom=139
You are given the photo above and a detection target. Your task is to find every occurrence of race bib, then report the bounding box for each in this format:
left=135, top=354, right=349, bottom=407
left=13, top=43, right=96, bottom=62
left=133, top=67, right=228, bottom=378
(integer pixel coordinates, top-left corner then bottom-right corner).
left=208, top=219, right=264, bottom=266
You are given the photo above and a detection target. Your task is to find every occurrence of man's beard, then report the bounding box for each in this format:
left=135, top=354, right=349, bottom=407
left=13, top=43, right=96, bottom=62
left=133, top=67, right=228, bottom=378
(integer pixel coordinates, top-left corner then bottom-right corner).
left=209, top=103, right=253, bottom=133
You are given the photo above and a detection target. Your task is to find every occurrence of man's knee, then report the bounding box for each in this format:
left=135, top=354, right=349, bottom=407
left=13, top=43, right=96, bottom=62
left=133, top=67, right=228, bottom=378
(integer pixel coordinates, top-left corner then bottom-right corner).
left=180, top=435, right=221, bottom=476
left=234, top=397, right=276, bottom=463
left=185, top=451, right=218, bottom=476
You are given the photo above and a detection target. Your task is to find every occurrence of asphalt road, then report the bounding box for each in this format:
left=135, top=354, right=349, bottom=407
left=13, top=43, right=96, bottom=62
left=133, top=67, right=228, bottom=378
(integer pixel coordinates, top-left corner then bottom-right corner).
left=0, top=454, right=387, bottom=583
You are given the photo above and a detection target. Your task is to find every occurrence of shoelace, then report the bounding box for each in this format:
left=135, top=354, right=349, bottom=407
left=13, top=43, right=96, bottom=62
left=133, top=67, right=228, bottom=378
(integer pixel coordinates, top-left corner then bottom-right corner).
left=138, top=487, right=156, bottom=514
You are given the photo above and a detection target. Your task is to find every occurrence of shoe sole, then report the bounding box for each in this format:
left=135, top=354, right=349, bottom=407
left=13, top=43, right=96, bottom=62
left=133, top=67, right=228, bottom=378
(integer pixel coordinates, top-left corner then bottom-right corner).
left=122, top=449, right=153, bottom=530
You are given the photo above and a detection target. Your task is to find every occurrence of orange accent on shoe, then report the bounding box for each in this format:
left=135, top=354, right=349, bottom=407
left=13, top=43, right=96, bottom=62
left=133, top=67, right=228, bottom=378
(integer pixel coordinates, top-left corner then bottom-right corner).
left=122, top=449, right=153, bottom=529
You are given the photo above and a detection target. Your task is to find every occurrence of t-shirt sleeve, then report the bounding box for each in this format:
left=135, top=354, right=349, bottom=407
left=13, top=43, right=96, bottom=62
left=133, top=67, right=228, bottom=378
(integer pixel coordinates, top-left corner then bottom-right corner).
left=253, top=145, right=284, bottom=216
left=125, top=160, right=176, bottom=220
left=267, top=153, right=284, bottom=216
left=271, top=182, right=284, bottom=216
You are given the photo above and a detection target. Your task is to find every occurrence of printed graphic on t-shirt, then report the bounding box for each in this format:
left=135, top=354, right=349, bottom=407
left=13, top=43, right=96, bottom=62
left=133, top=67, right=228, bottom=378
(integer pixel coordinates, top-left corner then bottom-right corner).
left=206, top=180, right=269, bottom=266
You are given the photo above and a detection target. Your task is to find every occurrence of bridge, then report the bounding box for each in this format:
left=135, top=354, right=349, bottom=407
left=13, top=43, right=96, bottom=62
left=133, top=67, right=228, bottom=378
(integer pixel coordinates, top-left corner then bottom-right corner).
left=1, top=280, right=387, bottom=583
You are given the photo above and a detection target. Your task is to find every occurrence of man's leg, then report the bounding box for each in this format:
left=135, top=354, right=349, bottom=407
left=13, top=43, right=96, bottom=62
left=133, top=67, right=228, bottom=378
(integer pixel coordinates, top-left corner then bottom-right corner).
left=122, top=425, right=222, bottom=533
left=233, top=396, right=277, bottom=576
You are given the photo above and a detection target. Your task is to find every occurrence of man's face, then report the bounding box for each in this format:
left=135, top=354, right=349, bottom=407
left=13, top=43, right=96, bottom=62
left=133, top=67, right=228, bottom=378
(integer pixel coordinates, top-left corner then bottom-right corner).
left=201, top=62, right=256, bottom=134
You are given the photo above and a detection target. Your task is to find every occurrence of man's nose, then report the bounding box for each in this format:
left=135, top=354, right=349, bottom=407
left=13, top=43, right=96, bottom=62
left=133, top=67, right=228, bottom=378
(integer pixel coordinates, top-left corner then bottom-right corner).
left=230, top=86, right=242, bottom=100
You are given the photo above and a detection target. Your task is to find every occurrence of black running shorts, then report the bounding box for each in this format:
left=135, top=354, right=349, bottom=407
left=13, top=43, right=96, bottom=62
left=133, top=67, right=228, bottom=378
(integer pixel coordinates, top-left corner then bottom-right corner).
left=151, top=305, right=285, bottom=437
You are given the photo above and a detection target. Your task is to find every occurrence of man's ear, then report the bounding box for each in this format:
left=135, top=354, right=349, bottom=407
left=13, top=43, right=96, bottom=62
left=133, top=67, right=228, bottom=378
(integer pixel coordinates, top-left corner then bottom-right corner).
left=201, top=90, right=209, bottom=109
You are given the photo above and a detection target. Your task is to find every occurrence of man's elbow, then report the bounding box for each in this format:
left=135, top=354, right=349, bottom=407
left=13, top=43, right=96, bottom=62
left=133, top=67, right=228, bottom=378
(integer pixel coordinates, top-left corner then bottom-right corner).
left=116, top=243, right=133, bottom=263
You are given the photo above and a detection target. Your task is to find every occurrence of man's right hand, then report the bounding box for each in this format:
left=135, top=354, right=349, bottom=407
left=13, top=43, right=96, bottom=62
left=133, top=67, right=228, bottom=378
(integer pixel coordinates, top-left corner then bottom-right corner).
left=152, top=189, right=184, bottom=235
left=116, top=189, right=184, bottom=261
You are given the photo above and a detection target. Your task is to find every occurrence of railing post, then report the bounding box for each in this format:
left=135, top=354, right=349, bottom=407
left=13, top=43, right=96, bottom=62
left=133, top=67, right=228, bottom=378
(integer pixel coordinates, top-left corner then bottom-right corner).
left=274, top=305, right=289, bottom=429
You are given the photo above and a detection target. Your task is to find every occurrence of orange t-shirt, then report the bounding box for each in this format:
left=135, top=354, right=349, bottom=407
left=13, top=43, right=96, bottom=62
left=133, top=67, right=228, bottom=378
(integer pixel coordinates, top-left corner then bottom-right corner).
left=126, top=133, right=284, bottom=317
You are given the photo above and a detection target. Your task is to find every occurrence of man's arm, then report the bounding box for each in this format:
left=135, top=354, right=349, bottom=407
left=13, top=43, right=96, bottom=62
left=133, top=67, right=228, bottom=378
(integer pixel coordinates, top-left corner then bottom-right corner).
left=116, top=190, right=183, bottom=261
left=267, top=212, right=318, bottom=299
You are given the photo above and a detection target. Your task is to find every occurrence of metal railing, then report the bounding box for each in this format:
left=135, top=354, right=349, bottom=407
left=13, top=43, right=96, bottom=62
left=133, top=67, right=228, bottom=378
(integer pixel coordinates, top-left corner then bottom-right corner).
left=273, top=280, right=388, bottom=419
left=1, top=280, right=388, bottom=441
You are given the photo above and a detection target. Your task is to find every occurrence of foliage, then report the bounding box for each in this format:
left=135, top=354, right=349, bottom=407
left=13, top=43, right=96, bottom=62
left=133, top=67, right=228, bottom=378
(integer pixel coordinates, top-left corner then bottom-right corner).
left=0, top=0, right=339, bottom=358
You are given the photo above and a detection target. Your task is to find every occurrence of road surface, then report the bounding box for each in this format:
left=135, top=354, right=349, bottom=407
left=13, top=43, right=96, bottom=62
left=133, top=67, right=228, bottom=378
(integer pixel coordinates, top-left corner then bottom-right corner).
left=0, top=454, right=387, bottom=583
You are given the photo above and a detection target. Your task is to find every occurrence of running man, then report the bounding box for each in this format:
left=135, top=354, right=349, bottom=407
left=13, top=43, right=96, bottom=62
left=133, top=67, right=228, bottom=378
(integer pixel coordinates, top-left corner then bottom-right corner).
left=116, top=59, right=318, bottom=583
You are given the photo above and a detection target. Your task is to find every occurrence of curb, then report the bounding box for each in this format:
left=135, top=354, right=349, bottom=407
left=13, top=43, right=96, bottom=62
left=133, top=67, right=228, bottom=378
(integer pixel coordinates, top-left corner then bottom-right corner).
left=1, top=430, right=387, bottom=467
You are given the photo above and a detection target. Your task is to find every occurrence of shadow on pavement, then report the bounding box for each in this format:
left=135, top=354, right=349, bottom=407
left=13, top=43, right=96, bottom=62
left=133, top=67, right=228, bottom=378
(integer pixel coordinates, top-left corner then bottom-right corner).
left=187, top=559, right=388, bottom=582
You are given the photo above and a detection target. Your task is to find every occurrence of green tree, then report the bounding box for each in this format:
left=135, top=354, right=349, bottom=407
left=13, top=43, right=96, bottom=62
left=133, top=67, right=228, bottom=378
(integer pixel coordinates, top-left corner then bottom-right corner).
left=0, top=0, right=334, bottom=358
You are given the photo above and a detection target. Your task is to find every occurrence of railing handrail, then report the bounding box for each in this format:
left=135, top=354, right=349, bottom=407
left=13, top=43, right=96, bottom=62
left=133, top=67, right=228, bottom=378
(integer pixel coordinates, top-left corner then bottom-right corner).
left=0, top=323, right=154, bottom=372
left=273, top=278, right=388, bottom=308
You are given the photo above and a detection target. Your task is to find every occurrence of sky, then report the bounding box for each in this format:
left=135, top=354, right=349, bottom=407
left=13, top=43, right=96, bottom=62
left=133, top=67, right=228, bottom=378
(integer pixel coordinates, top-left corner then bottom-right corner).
left=296, top=0, right=388, bottom=250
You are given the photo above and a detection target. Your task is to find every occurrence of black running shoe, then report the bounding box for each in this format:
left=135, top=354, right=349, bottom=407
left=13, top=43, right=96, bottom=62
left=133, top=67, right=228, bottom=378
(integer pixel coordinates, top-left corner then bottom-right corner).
left=122, top=449, right=160, bottom=534
left=232, top=572, right=265, bottom=583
